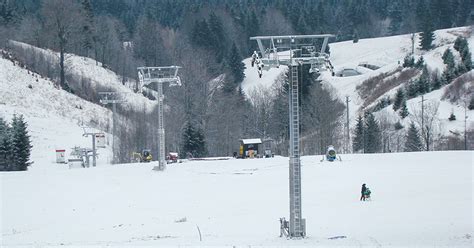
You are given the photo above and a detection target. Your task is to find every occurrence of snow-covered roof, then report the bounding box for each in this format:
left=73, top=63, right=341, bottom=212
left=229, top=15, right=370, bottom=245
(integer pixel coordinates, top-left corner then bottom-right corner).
left=241, top=138, right=262, bottom=144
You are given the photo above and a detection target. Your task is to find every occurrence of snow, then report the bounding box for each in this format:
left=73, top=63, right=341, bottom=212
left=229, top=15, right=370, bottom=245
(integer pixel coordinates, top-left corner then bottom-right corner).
left=242, top=26, right=474, bottom=136
left=1, top=151, right=472, bottom=246
left=8, top=41, right=157, bottom=113
left=0, top=56, right=113, bottom=169
left=241, top=138, right=262, bottom=144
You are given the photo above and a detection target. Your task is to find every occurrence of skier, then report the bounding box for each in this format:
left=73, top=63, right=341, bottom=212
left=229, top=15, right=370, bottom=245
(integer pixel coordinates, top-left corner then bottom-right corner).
left=360, top=183, right=367, bottom=201
left=251, top=51, right=258, bottom=67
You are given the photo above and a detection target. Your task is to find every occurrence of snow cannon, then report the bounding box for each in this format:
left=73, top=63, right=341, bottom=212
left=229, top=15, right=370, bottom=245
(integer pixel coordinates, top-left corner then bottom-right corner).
left=326, top=145, right=337, bottom=162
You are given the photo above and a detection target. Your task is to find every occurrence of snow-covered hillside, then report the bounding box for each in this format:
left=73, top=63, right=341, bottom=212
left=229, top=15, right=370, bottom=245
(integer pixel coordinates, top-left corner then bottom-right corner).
left=1, top=151, right=472, bottom=246
left=242, top=26, right=474, bottom=135
left=8, top=41, right=157, bottom=112
left=0, top=55, right=115, bottom=168
left=0, top=40, right=159, bottom=169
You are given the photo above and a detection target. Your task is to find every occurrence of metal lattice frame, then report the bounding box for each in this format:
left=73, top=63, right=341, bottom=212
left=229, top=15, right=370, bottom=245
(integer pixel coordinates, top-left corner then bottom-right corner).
left=250, top=34, right=335, bottom=239
left=99, top=92, right=127, bottom=164
left=137, top=66, right=181, bottom=171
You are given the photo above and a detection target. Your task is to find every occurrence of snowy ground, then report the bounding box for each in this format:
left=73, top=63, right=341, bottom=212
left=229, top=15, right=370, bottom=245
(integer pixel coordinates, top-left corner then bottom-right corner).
left=1, top=151, right=472, bottom=247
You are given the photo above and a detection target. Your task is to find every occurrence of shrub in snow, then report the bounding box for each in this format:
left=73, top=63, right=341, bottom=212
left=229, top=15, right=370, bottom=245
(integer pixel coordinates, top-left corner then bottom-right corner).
left=448, top=112, right=456, bottom=121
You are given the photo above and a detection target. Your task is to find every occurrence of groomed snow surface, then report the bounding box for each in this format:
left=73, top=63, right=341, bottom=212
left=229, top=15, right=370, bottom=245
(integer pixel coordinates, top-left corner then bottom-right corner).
left=1, top=151, right=473, bottom=247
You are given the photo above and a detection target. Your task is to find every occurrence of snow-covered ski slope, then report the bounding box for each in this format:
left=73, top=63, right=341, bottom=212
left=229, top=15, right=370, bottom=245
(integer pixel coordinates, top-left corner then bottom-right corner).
left=0, top=42, right=155, bottom=168
left=1, top=151, right=472, bottom=246
left=242, top=26, right=474, bottom=134
left=0, top=55, right=115, bottom=168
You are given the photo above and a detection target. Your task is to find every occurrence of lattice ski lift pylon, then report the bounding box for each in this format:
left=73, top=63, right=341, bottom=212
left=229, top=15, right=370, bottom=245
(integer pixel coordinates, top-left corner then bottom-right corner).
left=250, top=34, right=335, bottom=239
left=137, top=66, right=182, bottom=171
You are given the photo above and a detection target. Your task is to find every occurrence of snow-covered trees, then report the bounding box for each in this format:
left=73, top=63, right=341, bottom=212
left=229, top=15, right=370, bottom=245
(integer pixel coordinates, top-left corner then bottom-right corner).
left=0, top=115, right=32, bottom=171
left=404, top=122, right=423, bottom=152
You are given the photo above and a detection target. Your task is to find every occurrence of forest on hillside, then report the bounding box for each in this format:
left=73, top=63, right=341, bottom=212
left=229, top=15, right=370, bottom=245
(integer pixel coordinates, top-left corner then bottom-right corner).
left=0, top=0, right=472, bottom=160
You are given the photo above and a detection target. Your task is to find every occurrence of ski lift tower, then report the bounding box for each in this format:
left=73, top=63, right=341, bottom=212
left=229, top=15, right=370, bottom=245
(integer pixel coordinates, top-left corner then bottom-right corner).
left=99, top=91, right=127, bottom=164
left=137, top=66, right=181, bottom=171
left=250, top=34, right=335, bottom=238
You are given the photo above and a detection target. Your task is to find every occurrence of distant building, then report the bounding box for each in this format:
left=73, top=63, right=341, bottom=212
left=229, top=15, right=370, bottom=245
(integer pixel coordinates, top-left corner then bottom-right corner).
left=239, top=138, right=262, bottom=158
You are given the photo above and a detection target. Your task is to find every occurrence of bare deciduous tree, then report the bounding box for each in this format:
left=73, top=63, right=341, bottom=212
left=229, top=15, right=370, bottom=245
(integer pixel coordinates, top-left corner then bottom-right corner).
left=411, top=100, right=441, bottom=151
left=42, top=0, right=83, bottom=90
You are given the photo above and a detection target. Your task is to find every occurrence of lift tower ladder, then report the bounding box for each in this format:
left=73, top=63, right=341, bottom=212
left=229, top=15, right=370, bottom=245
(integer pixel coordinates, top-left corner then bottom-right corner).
left=137, top=66, right=181, bottom=171
left=250, top=34, right=334, bottom=238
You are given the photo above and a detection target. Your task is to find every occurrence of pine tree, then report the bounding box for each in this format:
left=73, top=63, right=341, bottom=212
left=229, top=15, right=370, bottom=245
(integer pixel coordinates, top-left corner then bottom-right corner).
left=406, top=81, right=419, bottom=98
left=442, top=48, right=456, bottom=83
left=419, top=8, right=435, bottom=51
left=399, top=100, right=409, bottom=119
left=448, top=112, right=456, bottom=121
left=10, top=115, right=32, bottom=171
left=469, top=95, right=474, bottom=110
left=417, top=66, right=431, bottom=94
left=453, top=37, right=468, bottom=53
left=352, top=115, right=365, bottom=153
left=208, top=12, right=227, bottom=63
left=393, top=88, right=405, bottom=111
left=81, top=0, right=95, bottom=57
left=225, top=42, right=245, bottom=91
left=431, top=73, right=442, bottom=90
left=394, top=121, right=404, bottom=130
left=181, top=121, right=206, bottom=158
left=0, top=117, right=11, bottom=171
left=352, top=29, right=359, bottom=43
left=388, top=1, right=402, bottom=35
left=404, top=122, right=423, bottom=152
left=415, top=56, right=425, bottom=69
left=364, top=113, right=382, bottom=153
left=403, top=54, right=415, bottom=68
left=461, top=47, right=472, bottom=71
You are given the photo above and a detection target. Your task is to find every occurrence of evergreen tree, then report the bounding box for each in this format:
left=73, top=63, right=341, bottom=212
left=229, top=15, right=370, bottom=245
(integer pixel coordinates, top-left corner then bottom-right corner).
left=417, top=66, right=431, bottom=94
left=393, top=88, right=405, bottom=111
left=10, top=115, right=32, bottom=171
left=419, top=8, right=435, bottom=51
left=224, top=42, right=245, bottom=91
left=442, top=48, right=456, bottom=83
left=431, top=73, right=442, bottom=90
left=364, top=113, right=382, bottom=153
left=181, top=121, right=206, bottom=158
left=453, top=37, right=468, bottom=53
left=81, top=0, right=95, bottom=57
left=208, top=12, right=227, bottom=63
left=352, top=115, right=365, bottom=153
left=461, top=46, right=472, bottom=71
left=0, top=117, right=11, bottom=171
left=406, top=81, right=419, bottom=98
left=352, top=29, right=359, bottom=43
left=191, top=19, right=212, bottom=49
left=448, top=112, right=456, bottom=121
left=388, top=1, right=402, bottom=35
left=394, top=121, right=404, bottom=130
left=404, top=122, right=423, bottom=152
left=415, top=56, right=425, bottom=69
left=399, top=100, right=409, bottom=119
left=403, top=54, right=415, bottom=68
left=469, top=95, right=474, bottom=110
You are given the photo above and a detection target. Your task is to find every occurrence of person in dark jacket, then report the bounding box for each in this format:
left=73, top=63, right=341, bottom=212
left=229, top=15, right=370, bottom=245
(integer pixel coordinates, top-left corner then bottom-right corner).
left=360, top=183, right=367, bottom=201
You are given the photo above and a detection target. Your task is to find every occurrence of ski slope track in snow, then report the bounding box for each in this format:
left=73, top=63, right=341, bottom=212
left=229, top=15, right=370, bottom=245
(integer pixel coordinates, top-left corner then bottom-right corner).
left=1, top=152, right=473, bottom=246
